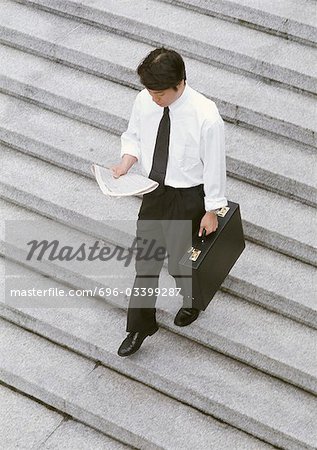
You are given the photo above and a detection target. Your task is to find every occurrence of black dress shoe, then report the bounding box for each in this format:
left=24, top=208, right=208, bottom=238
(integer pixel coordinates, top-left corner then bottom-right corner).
left=174, top=307, right=200, bottom=327
left=117, top=327, right=158, bottom=357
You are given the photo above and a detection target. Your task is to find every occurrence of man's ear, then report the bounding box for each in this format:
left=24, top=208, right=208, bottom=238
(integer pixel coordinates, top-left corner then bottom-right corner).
left=174, top=80, right=183, bottom=91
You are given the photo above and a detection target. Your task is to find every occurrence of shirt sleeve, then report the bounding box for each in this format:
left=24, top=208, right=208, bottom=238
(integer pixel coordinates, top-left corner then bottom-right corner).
left=200, top=112, right=228, bottom=211
left=120, top=93, right=141, bottom=160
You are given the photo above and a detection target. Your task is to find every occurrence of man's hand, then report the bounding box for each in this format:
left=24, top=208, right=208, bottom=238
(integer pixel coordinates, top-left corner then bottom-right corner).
left=198, top=211, right=218, bottom=236
left=110, top=154, right=138, bottom=178
left=110, top=163, right=128, bottom=178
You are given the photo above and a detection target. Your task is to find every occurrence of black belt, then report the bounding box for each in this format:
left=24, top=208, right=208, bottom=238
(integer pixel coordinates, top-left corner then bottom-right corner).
left=148, top=183, right=204, bottom=196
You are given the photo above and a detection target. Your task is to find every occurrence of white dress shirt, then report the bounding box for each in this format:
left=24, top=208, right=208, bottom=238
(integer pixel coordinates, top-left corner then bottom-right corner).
left=120, top=82, right=228, bottom=211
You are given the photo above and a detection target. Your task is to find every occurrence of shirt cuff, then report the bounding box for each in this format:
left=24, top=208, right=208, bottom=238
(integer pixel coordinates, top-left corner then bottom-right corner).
left=120, top=144, right=140, bottom=161
left=204, top=197, right=228, bottom=211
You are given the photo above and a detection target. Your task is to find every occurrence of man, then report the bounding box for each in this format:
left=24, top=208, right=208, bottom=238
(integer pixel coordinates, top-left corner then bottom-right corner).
left=111, top=47, right=228, bottom=357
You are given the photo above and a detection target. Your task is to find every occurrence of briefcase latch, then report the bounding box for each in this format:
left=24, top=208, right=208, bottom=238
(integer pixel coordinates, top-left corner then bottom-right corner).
left=216, top=206, right=230, bottom=217
left=187, top=246, right=201, bottom=261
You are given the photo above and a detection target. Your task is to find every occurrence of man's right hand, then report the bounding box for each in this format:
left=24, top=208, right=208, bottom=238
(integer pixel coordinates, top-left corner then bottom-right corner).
left=110, top=154, right=138, bottom=178
left=110, top=164, right=128, bottom=178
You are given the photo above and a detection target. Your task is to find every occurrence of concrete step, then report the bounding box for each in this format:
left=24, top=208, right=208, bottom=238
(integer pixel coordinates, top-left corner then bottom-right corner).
left=0, top=91, right=316, bottom=208
left=0, top=6, right=316, bottom=147
left=160, top=0, right=317, bottom=46
left=11, top=0, right=317, bottom=95
left=0, top=149, right=316, bottom=331
left=0, top=384, right=130, bottom=449
left=1, top=133, right=316, bottom=268
left=1, top=206, right=317, bottom=396
left=0, top=317, right=279, bottom=450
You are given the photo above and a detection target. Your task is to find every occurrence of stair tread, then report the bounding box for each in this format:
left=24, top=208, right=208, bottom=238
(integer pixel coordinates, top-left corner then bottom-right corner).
left=0, top=385, right=129, bottom=449
left=221, top=0, right=316, bottom=28
left=0, top=384, right=63, bottom=449
left=41, top=420, right=132, bottom=450
left=0, top=317, right=276, bottom=449
left=230, top=0, right=316, bottom=27
left=166, top=0, right=317, bottom=33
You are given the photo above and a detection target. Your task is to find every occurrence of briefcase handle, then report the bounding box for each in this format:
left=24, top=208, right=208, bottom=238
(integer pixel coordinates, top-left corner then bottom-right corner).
left=201, top=228, right=207, bottom=243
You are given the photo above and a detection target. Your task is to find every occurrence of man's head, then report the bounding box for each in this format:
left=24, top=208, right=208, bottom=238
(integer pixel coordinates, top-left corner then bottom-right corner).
left=137, top=47, right=187, bottom=108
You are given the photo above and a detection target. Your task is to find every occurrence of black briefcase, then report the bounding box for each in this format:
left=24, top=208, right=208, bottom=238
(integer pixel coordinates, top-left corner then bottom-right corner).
left=179, top=200, right=245, bottom=310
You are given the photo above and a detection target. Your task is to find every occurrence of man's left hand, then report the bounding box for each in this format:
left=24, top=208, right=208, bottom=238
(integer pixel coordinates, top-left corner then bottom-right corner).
left=199, top=212, right=218, bottom=236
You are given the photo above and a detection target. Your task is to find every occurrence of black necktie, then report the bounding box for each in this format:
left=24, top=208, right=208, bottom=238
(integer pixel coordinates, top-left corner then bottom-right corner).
left=149, top=106, right=170, bottom=185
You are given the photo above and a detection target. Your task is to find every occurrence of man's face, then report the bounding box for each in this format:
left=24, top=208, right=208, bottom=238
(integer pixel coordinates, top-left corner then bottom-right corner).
left=147, top=80, right=185, bottom=108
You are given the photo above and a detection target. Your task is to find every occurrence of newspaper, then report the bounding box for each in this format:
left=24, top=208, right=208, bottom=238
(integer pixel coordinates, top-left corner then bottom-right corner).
left=91, top=164, right=159, bottom=197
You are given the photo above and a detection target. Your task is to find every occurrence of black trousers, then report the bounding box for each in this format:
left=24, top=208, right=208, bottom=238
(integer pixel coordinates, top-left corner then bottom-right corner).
left=126, top=184, right=205, bottom=333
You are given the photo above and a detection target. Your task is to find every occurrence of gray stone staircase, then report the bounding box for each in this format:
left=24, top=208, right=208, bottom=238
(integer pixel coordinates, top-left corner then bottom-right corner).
left=0, top=0, right=316, bottom=448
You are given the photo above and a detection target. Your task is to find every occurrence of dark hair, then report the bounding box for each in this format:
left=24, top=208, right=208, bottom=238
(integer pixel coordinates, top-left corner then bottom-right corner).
left=137, top=47, right=186, bottom=91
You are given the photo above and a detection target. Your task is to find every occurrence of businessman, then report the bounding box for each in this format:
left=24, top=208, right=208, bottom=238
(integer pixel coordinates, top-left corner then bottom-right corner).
left=111, top=48, right=228, bottom=356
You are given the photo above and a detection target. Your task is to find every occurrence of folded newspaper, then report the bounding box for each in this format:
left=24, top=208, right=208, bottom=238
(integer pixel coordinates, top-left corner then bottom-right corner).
left=91, top=164, right=159, bottom=197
